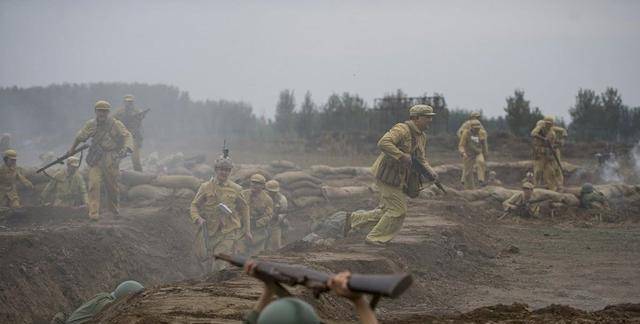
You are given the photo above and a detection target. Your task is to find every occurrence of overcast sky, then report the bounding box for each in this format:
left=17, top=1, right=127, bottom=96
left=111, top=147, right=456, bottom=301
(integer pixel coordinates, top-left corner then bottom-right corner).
left=1, top=0, right=639, bottom=119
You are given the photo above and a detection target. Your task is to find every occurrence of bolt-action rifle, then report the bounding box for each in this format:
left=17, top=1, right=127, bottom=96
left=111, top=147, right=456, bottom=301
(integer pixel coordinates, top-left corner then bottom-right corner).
left=534, top=134, right=564, bottom=174
left=215, top=253, right=413, bottom=309
left=36, top=144, right=90, bottom=174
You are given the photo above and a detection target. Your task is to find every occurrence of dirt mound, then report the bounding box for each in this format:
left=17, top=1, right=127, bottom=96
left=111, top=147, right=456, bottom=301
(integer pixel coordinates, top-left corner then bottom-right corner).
left=0, top=203, right=201, bottom=324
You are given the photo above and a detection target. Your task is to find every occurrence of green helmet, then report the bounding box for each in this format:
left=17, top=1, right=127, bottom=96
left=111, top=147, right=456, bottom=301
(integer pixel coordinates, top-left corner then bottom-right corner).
left=111, top=280, right=144, bottom=299
left=581, top=183, right=594, bottom=194
left=257, top=298, right=320, bottom=324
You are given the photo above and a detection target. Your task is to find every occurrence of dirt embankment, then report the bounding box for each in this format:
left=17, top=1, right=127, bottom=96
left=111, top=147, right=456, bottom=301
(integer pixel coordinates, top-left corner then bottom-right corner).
left=0, top=202, right=201, bottom=324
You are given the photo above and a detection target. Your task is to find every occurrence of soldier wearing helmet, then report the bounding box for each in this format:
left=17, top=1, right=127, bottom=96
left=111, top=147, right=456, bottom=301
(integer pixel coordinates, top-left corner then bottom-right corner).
left=0, top=149, right=34, bottom=208
left=51, top=280, right=144, bottom=324
left=190, top=154, right=250, bottom=273
left=241, top=173, right=274, bottom=255
left=531, top=116, right=559, bottom=191
left=40, top=156, right=88, bottom=207
left=265, top=179, right=289, bottom=250
left=458, top=119, right=489, bottom=189
left=347, top=105, right=439, bottom=246
left=67, top=100, right=133, bottom=220
left=456, top=111, right=485, bottom=138
left=502, top=182, right=540, bottom=218
left=242, top=261, right=378, bottom=324
left=113, top=94, right=147, bottom=172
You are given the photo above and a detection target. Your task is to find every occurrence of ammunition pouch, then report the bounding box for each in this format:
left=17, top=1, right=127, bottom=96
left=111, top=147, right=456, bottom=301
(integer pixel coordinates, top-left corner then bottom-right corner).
left=403, top=168, right=422, bottom=198
left=375, top=156, right=403, bottom=187
left=85, top=144, right=104, bottom=167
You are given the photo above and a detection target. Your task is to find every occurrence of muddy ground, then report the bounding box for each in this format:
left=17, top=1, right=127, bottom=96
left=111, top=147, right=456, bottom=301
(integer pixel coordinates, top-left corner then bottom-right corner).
left=1, top=158, right=640, bottom=323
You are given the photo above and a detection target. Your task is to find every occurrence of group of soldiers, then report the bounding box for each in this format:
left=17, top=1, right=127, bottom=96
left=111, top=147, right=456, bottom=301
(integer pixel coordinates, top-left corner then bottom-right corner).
left=190, top=156, right=289, bottom=272
left=1, top=95, right=147, bottom=220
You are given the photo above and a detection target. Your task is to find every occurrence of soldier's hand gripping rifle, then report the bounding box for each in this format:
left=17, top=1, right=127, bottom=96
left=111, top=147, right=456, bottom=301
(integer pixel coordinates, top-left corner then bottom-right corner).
left=36, top=144, right=90, bottom=174
left=534, top=134, right=564, bottom=174
left=410, top=152, right=446, bottom=194
left=215, top=253, right=413, bottom=309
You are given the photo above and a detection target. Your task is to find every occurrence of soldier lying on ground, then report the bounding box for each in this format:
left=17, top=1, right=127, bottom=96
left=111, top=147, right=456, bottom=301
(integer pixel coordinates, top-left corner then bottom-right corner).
left=502, top=182, right=539, bottom=218
left=242, top=261, right=378, bottom=324
left=50, top=280, right=144, bottom=324
left=580, top=183, right=609, bottom=209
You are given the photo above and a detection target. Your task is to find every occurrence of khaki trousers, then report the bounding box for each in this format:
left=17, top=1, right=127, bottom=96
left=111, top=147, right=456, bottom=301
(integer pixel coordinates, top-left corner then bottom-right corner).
left=131, top=141, right=143, bottom=172
left=350, top=180, right=407, bottom=243
left=461, top=153, right=486, bottom=189
left=533, top=156, right=558, bottom=191
left=88, top=154, right=120, bottom=219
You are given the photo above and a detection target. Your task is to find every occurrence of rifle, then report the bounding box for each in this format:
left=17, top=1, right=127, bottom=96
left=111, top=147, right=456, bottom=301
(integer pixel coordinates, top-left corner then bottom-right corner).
left=222, top=139, right=229, bottom=159
left=200, top=220, right=210, bottom=260
left=534, top=134, right=564, bottom=174
left=134, top=108, right=151, bottom=121
left=215, top=253, right=413, bottom=309
left=499, top=197, right=547, bottom=220
left=410, top=152, right=446, bottom=194
left=36, top=144, right=90, bottom=173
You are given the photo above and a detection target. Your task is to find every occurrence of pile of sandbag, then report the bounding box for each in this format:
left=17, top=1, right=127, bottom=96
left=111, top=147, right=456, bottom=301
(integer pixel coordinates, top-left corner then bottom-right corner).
left=268, top=160, right=301, bottom=174
left=273, top=171, right=325, bottom=208
left=232, top=164, right=273, bottom=187
left=309, top=165, right=372, bottom=179
left=119, top=170, right=201, bottom=202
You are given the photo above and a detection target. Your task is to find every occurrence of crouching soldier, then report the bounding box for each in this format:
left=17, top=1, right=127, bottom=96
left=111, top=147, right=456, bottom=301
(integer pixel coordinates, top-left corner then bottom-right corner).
left=502, top=182, right=540, bottom=218
left=40, top=157, right=88, bottom=208
left=242, top=174, right=274, bottom=255
left=265, top=179, right=289, bottom=250
left=1, top=149, right=34, bottom=209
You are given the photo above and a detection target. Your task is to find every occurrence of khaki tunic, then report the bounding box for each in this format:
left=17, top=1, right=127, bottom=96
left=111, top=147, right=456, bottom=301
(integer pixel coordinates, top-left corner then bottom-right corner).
left=456, top=119, right=485, bottom=138
left=351, top=120, right=434, bottom=243
left=502, top=192, right=540, bottom=218
left=242, top=189, right=273, bottom=255
left=0, top=164, right=32, bottom=208
left=74, top=117, right=133, bottom=219
left=190, top=179, right=249, bottom=271
left=551, top=126, right=567, bottom=189
left=531, top=121, right=558, bottom=191
left=268, top=192, right=288, bottom=250
left=113, top=107, right=144, bottom=171
left=458, top=128, right=489, bottom=189
left=40, top=169, right=88, bottom=207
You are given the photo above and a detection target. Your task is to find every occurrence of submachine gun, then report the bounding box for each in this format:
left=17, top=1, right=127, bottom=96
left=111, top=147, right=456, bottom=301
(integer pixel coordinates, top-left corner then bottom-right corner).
left=36, top=144, right=90, bottom=174
left=215, top=253, right=413, bottom=309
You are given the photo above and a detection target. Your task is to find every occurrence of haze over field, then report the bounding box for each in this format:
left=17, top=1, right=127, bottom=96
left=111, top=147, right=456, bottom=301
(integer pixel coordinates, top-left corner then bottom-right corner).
left=1, top=0, right=639, bottom=118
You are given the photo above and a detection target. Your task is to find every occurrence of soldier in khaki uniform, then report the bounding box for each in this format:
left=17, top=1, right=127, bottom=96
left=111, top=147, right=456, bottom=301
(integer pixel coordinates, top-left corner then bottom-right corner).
left=40, top=156, right=88, bottom=207
left=456, top=112, right=485, bottom=138
left=113, top=95, right=146, bottom=172
left=346, top=105, right=438, bottom=245
left=0, top=149, right=34, bottom=208
left=502, top=182, right=539, bottom=218
left=530, top=116, right=559, bottom=191
left=551, top=125, right=567, bottom=190
left=190, top=156, right=251, bottom=272
left=265, top=179, right=289, bottom=251
left=67, top=100, right=133, bottom=220
left=458, top=119, right=489, bottom=189
left=242, top=174, right=274, bottom=255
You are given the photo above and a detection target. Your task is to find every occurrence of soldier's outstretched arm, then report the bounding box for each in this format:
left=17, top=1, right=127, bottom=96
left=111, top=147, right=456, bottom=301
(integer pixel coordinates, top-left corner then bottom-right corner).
left=458, top=130, right=468, bottom=158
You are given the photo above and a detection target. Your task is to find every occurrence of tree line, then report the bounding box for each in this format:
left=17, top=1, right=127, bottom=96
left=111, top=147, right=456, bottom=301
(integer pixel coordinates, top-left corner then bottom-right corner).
left=1, top=82, right=638, bottom=152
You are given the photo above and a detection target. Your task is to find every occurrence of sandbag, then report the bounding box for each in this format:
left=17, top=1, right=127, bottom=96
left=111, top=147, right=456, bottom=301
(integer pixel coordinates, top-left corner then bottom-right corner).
left=167, top=166, right=193, bottom=176
left=232, top=167, right=272, bottom=183
left=310, top=165, right=333, bottom=176
left=174, top=188, right=196, bottom=200
left=322, top=186, right=372, bottom=200
left=153, top=175, right=202, bottom=191
left=120, top=170, right=156, bottom=186
left=292, top=196, right=325, bottom=208
left=274, top=171, right=322, bottom=186
left=128, top=185, right=172, bottom=201
left=190, top=163, right=214, bottom=180
left=285, top=180, right=321, bottom=191
left=269, top=160, right=299, bottom=171
left=532, top=189, right=580, bottom=206
left=291, top=187, right=324, bottom=199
